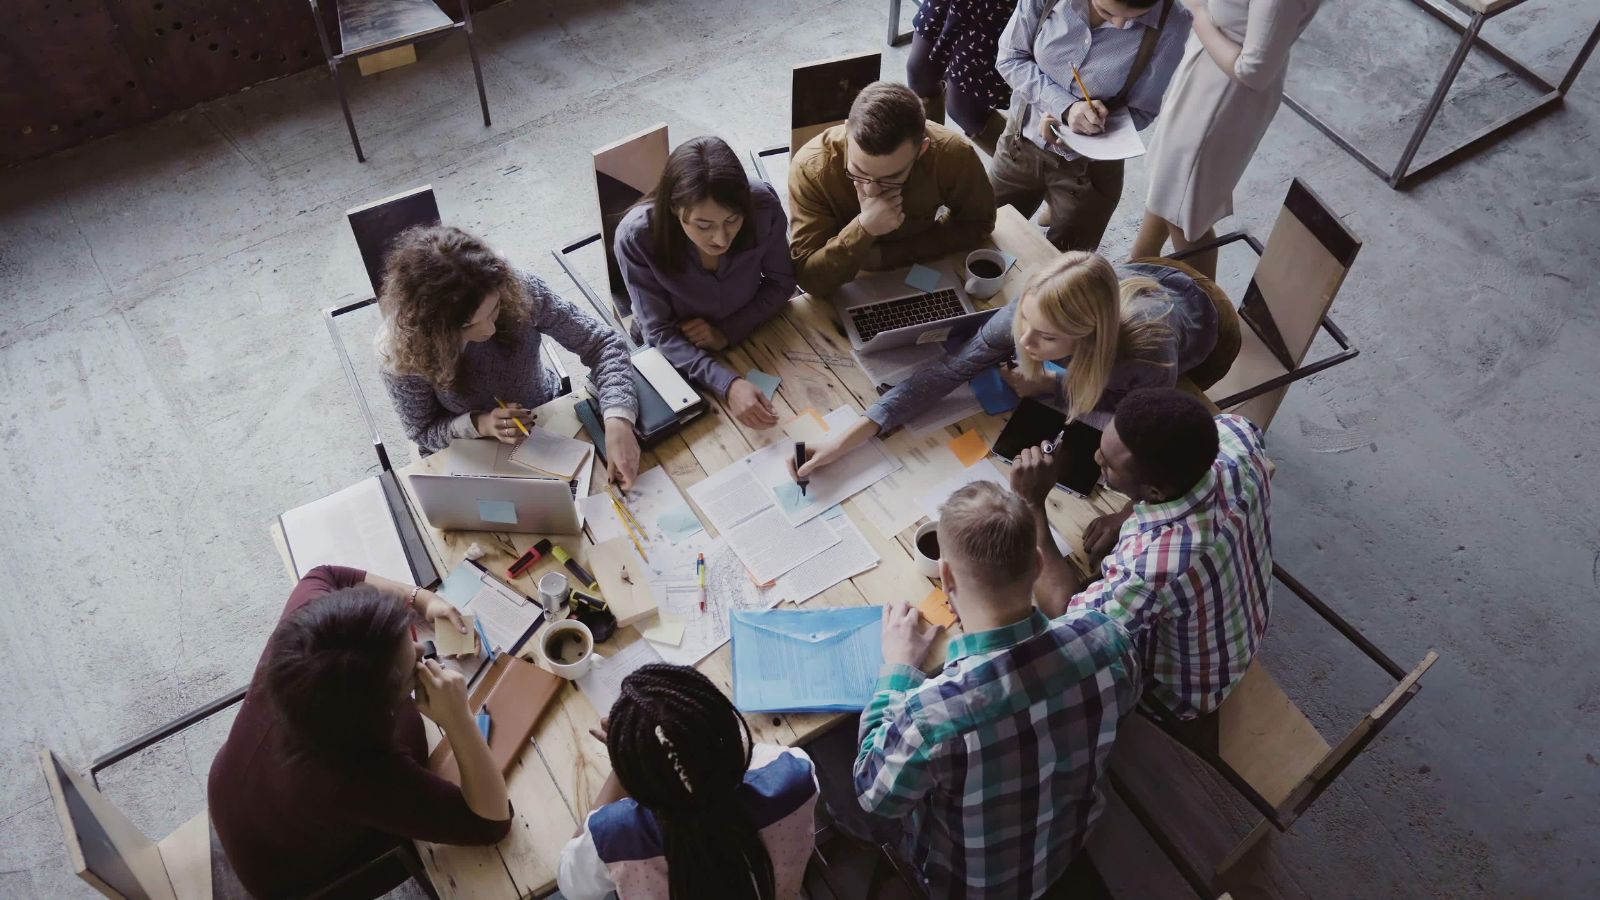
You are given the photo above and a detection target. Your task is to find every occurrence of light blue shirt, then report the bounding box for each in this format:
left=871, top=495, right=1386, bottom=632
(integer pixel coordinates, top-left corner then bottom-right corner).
left=997, top=0, right=1193, bottom=160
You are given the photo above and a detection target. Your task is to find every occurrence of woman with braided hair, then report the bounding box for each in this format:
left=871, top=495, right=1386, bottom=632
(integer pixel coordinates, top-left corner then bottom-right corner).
left=558, top=664, right=819, bottom=900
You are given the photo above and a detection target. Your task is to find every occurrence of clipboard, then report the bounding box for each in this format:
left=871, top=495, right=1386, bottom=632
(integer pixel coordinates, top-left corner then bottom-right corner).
left=436, top=558, right=548, bottom=659
left=426, top=653, right=564, bottom=783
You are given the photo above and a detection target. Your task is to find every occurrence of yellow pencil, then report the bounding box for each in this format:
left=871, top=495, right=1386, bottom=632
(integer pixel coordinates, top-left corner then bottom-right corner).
left=1069, top=64, right=1094, bottom=105
left=494, top=396, right=530, bottom=436
left=609, top=493, right=650, bottom=561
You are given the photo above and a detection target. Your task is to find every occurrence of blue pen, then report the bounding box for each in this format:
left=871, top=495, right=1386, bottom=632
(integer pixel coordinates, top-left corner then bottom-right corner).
left=473, top=616, right=496, bottom=661
left=476, top=711, right=493, bottom=741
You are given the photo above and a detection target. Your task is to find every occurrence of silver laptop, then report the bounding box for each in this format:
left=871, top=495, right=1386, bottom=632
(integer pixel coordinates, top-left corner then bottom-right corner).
left=834, top=260, right=992, bottom=353
left=409, top=473, right=581, bottom=534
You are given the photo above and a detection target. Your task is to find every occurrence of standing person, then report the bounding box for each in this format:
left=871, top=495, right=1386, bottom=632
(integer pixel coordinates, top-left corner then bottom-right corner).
left=208, top=566, right=511, bottom=898
left=904, top=0, right=1020, bottom=152
left=1132, top=0, right=1323, bottom=276
left=615, top=136, right=795, bottom=431
left=990, top=0, right=1193, bottom=251
left=789, top=81, right=997, bottom=296
left=376, top=224, right=643, bottom=487
left=558, top=664, right=819, bottom=900
left=1010, top=388, right=1274, bottom=721
left=853, top=482, right=1140, bottom=898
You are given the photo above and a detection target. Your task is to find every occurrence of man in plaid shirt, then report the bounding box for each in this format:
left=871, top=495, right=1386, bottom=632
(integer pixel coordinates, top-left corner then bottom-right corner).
left=1015, top=387, right=1273, bottom=720
left=853, top=482, right=1140, bottom=899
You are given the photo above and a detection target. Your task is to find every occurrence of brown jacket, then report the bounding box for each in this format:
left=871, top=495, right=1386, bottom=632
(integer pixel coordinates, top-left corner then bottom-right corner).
left=788, top=121, right=997, bottom=296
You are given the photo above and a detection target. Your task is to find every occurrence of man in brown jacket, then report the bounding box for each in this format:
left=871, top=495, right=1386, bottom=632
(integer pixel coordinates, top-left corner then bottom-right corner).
left=788, top=81, right=997, bottom=297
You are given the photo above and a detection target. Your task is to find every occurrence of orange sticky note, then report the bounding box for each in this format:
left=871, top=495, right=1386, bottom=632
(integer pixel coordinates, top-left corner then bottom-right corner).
left=947, top=430, right=989, bottom=468
left=783, top=408, right=830, bottom=443
left=915, top=588, right=957, bottom=628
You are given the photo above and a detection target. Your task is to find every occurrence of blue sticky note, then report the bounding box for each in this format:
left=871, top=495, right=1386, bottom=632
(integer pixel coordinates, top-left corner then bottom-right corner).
left=476, top=711, right=492, bottom=741
left=477, top=499, right=518, bottom=525
left=657, top=504, right=706, bottom=543
left=1044, top=360, right=1067, bottom=376
left=821, top=504, right=846, bottom=521
left=438, top=562, right=484, bottom=606
left=745, top=368, right=782, bottom=400
left=773, top=480, right=816, bottom=515
left=970, top=366, right=1020, bottom=415
left=905, top=264, right=942, bottom=293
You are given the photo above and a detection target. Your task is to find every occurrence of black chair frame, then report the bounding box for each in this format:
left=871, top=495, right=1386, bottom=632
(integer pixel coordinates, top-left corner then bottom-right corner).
left=751, top=145, right=789, bottom=184
left=305, top=0, right=492, bottom=163
left=1109, top=563, right=1432, bottom=897
left=1167, top=231, right=1359, bottom=412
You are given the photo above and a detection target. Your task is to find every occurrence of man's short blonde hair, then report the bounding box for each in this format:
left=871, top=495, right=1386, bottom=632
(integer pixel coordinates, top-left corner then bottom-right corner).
left=936, top=482, right=1037, bottom=587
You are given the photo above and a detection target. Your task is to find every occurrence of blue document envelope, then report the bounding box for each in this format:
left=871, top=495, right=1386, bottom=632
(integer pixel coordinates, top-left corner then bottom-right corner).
left=731, top=607, right=884, bottom=713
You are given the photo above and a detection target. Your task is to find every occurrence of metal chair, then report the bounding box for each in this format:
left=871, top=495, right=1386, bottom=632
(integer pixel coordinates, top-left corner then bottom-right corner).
left=44, top=728, right=438, bottom=899
left=1109, top=564, right=1439, bottom=896
left=305, top=0, right=493, bottom=162
left=750, top=51, right=884, bottom=208
left=1284, top=0, right=1599, bottom=189
left=885, top=0, right=921, bottom=47
left=1170, top=178, right=1361, bottom=431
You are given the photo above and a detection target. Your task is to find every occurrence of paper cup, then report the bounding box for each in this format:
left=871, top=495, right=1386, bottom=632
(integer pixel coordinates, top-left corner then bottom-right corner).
left=540, top=619, right=595, bottom=679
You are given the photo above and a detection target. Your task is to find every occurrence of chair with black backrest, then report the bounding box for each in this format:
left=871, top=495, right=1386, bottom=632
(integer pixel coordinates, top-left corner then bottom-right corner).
left=751, top=52, right=884, bottom=213
left=43, top=737, right=438, bottom=899
left=1108, top=566, right=1439, bottom=897
left=1169, top=178, right=1361, bottom=431
left=552, top=123, right=671, bottom=338
left=304, top=0, right=492, bottom=162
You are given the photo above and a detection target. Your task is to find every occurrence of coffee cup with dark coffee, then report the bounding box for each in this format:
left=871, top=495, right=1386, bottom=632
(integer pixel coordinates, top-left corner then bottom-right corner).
left=914, top=520, right=941, bottom=578
left=963, top=249, right=1008, bottom=300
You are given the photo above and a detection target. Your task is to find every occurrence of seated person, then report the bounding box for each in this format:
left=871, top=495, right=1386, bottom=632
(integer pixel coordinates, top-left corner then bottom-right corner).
left=616, top=135, right=796, bottom=430
left=788, top=80, right=997, bottom=296
left=854, top=482, right=1140, bottom=899
left=377, top=224, right=642, bottom=487
left=208, top=566, right=511, bottom=898
left=1010, top=387, right=1273, bottom=719
left=798, top=252, right=1238, bottom=476
left=558, top=664, right=818, bottom=900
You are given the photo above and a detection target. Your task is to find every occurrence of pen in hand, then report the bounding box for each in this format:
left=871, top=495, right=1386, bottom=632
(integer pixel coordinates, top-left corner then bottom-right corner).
left=494, top=396, right=531, bottom=437
left=794, top=442, right=810, bottom=496
left=1043, top=428, right=1067, bottom=455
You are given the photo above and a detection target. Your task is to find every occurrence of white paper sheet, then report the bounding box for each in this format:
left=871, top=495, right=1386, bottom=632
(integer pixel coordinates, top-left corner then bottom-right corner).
left=280, top=477, right=414, bottom=584
left=687, top=463, right=840, bottom=584
left=579, top=466, right=693, bottom=554
left=853, top=429, right=970, bottom=537
left=748, top=407, right=902, bottom=527
left=1053, top=108, right=1145, bottom=161
left=917, top=459, right=1073, bottom=556
left=576, top=638, right=665, bottom=717
left=775, top=512, right=880, bottom=605
left=645, top=536, right=783, bottom=666
left=904, top=383, right=984, bottom=436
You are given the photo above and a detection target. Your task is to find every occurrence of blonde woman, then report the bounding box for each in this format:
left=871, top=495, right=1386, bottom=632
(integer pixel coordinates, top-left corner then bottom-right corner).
left=795, top=253, right=1238, bottom=477
left=377, top=224, right=643, bottom=487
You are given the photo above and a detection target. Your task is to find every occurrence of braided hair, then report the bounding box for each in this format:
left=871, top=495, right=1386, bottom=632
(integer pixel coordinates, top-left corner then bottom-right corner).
left=607, top=664, right=776, bottom=900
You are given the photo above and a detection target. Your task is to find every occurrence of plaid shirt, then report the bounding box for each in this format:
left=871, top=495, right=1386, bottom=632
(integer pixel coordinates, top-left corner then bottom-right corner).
left=853, top=609, right=1139, bottom=899
left=1070, top=414, right=1273, bottom=718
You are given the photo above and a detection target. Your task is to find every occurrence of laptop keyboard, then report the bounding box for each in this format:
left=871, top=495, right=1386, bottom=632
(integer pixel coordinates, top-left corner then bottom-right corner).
left=848, top=289, right=964, bottom=343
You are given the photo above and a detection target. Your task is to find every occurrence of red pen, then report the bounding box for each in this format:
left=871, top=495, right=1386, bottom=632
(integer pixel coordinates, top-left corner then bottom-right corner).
left=696, top=553, right=707, bottom=612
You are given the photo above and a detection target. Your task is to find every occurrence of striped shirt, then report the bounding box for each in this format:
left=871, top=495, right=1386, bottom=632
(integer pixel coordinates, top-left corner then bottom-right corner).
left=1070, top=414, right=1273, bottom=718
left=997, top=0, right=1192, bottom=160
left=854, top=609, right=1140, bottom=899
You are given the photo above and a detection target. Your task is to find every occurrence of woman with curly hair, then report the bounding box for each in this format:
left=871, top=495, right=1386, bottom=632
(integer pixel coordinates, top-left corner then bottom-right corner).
left=377, top=225, right=642, bottom=486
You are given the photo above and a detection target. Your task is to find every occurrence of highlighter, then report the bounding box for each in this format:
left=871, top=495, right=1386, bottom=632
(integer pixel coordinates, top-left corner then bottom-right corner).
left=551, top=545, right=599, bottom=591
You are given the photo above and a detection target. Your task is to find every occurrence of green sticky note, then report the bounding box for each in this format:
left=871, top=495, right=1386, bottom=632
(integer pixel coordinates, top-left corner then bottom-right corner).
left=773, top=480, right=815, bottom=515
left=745, top=368, right=782, bottom=400
left=656, top=504, right=705, bottom=543
left=905, top=264, right=942, bottom=293
left=477, top=499, right=518, bottom=525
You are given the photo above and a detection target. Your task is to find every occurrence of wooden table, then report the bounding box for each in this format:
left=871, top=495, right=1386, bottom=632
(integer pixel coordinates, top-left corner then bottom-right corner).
left=378, top=207, right=1127, bottom=897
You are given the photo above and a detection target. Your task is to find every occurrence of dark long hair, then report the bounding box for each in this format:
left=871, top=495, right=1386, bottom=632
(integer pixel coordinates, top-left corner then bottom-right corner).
left=263, top=585, right=416, bottom=764
left=647, top=136, right=756, bottom=273
left=608, top=664, right=776, bottom=900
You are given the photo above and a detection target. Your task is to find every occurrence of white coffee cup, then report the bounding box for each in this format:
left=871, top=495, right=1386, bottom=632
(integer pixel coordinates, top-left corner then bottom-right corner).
left=540, top=619, right=596, bottom=679
left=537, top=571, right=570, bottom=613
left=963, top=249, right=1008, bottom=300
left=913, top=520, right=941, bottom=578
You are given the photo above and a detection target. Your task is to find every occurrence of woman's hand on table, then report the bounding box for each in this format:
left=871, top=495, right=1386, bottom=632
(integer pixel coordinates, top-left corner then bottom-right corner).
left=474, top=405, right=535, bottom=444
left=680, top=318, right=729, bottom=351
left=728, top=378, right=780, bottom=430
left=604, top=417, right=642, bottom=489
left=791, top=417, right=881, bottom=480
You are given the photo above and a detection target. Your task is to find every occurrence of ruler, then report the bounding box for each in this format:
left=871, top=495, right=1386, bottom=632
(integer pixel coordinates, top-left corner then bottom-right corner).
left=783, top=350, right=857, bottom=368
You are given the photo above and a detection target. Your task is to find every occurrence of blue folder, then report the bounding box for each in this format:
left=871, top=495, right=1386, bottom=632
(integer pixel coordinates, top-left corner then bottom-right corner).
left=731, top=607, right=885, bottom=713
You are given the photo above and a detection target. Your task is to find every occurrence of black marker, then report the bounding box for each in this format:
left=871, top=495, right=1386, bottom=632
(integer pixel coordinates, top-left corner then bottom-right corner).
left=795, top=442, right=810, bottom=496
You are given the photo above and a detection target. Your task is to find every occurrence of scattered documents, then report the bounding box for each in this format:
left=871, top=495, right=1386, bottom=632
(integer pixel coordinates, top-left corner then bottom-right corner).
left=916, top=588, right=958, bottom=628
left=576, top=638, right=665, bottom=718
left=510, top=428, right=592, bottom=479
left=1051, top=108, right=1145, bottom=161
left=731, top=607, right=885, bottom=712
left=433, top=612, right=479, bottom=657
left=854, top=428, right=971, bottom=537
left=745, top=368, right=782, bottom=400
left=748, top=407, right=902, bottom=526
left=580, top=467, right=694, bottom=551
left=947, top=430, right=990, bottom=468
left=904, top=263, right=943, bottom=293
left=688, top=461, right=840, bottom=584
left=773, top=512, right=880, bottom=605
left=645, top=536, right=783, bottom=667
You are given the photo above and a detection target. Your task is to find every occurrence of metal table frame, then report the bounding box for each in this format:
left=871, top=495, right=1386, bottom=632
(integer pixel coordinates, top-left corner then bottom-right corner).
left=1285, top=0, right=1600, bottom=189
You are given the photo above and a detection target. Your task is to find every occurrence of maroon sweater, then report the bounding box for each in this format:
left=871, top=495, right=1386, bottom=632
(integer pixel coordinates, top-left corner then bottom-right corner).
left=207, top=566, right=511, bottom=898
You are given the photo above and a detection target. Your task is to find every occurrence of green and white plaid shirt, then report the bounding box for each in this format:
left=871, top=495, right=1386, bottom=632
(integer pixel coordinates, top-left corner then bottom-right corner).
left=853, top=608, right=1139, bottom=899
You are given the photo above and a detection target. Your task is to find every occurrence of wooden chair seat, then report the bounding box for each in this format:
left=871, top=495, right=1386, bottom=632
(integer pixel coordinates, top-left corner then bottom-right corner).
left=1216, top=662, right=1330, bottom=810
left=338, top=0, right=454, bottom=56
left=157, top=811, right=214, bottom=900
left=1205, top=324, right=1290, bottom=429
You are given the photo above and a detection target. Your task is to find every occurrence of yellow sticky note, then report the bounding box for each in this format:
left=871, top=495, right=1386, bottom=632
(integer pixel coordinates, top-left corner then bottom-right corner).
left=640, top=617, right=686, bottom=647
left=782, top=408, right=831, bottom=444
left=434, top=612, right=479, bottom=657
left=947, top=430, right=990, bottom=468
left=915, top=588, right=957, bottom=628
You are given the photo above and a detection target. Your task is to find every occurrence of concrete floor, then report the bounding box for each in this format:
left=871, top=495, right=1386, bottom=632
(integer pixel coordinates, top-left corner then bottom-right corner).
left=2, top=0, right=1597, bottom=896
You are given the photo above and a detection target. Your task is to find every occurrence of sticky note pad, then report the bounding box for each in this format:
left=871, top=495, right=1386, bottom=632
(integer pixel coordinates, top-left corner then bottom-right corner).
left=947, top=430, right=990, bottom=468
left=476, top=499, right=518, bottom=525
left=970, top=366, right=1020, bottom=415
left=905, top=264, right=942, bottom=293
left=641, top=617, right=687, bottom=647
left=773, top=480, right=815, bottom=514
left=916, top=588, right=957, bottom=628
left=1044, top=361, right=1067, bottom=376
left=783, top=408, right=830, bottom=444
left=476, top=712, right=492, bottom=741
left=435, top=612, right=479, bottom=657
left=745, top=368, right=782, bottom=400
left=657, top=504, right=705, bottom=543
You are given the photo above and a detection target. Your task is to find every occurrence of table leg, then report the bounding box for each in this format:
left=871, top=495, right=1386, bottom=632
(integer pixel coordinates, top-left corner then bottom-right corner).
left=1389, top=12, right=1484, bottom=187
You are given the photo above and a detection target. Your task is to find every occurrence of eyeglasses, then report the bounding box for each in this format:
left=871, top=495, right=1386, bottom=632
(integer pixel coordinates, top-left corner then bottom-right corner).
left=844, top=162, right=915, bottom=189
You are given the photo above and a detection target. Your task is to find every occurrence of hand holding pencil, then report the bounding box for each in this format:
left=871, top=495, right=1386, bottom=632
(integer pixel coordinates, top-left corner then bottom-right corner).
left=477, top=398, right=535, bottom=445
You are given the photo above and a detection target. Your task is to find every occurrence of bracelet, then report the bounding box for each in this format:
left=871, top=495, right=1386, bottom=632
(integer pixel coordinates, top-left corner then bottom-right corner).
left=409, top=585, right=421, bottom=607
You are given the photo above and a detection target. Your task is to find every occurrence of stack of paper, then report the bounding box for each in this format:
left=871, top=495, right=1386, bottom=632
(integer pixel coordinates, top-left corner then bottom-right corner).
left=773, top=507, right=880, bottom=605
left=510, top=429, right=592, bottom=479
left=687, top=463, right=839, bottom=585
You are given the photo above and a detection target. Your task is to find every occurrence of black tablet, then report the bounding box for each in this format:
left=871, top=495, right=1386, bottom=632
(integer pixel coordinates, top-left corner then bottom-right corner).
left=991, top=399, right=1103, bottom=497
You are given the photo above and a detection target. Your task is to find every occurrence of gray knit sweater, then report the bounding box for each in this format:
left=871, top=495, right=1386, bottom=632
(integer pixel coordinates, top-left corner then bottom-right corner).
left=380, top=271, right=638, bottom=452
